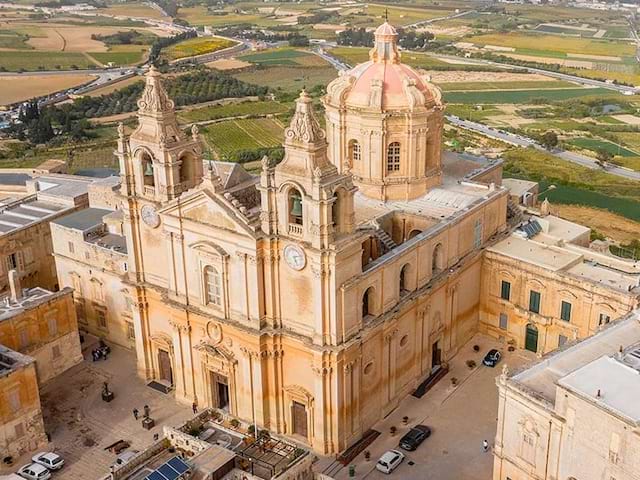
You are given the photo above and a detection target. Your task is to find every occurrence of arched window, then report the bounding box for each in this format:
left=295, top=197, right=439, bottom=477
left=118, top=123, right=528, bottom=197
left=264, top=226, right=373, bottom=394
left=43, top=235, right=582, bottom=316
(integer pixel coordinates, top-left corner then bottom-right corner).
left=348, top=140, right=361, bottom=166
left=332, top=192, right=340, bottom=233
left=204, top=266, right=221, bottom=306
left=399, top=264, right=410, bottom=296
left=141, top=152, right=155, bottom=187
left=408, top=229, right=422, bottom=240
left=386, top=142, right=401, bottom=172
left=288, top=188, right=303, bottom=226
left=432, top=243, right=443, bottom=274
left=179, top=153, right=195, bottom=185
left=362, top=286, right=374, bottom=320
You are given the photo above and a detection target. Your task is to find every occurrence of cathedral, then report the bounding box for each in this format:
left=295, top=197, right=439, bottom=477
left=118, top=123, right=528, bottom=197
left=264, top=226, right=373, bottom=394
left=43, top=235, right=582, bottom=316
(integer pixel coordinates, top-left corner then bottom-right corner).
left=52, top=22, right=522, bottom=455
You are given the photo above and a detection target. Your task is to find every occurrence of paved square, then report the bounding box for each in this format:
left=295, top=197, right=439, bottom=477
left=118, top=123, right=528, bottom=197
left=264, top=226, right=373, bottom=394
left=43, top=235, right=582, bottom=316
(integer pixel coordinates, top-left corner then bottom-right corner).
left=36, top=337, right=192, bottom=480
left=318, top=335, right=535, bottom=480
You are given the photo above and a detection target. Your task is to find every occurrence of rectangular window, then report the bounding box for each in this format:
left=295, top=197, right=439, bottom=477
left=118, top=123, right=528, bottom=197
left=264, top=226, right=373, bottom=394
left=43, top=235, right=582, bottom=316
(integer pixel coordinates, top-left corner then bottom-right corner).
left=529, top=290, right=541, bottom=314
left=7, top=389, right=21, bottom=413
left=127, top=321, right=135, bottom=340
left=18, top=328, right=29, bottom=350
left=47, top=314, right=58, bottom=337
left=97, top=310, right=107, bottom=329
left=206, top=268, right=221, bottom=306
left=500, top=281, right=511, bottom=301
left=499, top=313, right=508, bottom=330
left=474, top=218, right=483, bottom=249
left=560, top=301, right=572, bottom=322
left=68, top=241, right=75, bottom=254
left=5, top=252, right=17, bottom=271
left=599, top=313, right=611, bottom=326
left=52, top=345, right=61, bottom=359
left=558, top=335, right=568, bottom=347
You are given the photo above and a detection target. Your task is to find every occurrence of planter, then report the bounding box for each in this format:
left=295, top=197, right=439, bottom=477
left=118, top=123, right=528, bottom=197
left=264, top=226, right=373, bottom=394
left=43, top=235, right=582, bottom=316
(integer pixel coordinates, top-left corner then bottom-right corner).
left=102, top=391, right=115, bottom=402
left=142, top=417, right=155, bottom=430
left=402, top=416, right=409, bottom=425
left=390, top=426, right=396, bottom=436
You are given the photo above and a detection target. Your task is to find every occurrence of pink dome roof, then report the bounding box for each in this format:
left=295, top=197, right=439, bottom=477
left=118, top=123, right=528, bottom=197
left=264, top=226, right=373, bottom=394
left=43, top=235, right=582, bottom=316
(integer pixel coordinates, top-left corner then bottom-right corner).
left=327, top=21, right=442, bottom=111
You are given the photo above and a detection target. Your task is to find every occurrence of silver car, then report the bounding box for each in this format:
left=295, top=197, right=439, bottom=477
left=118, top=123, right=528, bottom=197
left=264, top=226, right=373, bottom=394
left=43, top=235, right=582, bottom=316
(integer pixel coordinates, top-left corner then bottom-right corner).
left=17, top=463, right=51, bottom=480
left=31, top=452, right=64, bottom=471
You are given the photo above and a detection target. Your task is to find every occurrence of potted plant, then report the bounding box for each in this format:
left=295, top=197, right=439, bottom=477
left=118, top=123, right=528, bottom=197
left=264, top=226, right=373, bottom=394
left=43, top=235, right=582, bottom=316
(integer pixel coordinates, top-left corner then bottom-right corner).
left=473, top=344, right=480, bottom=352
left=451, top=377, right=458, bottom=386
left=402, top=416, right=409, bottom=425
left=390, top=426, right=397, bottom=436
left=466, top=359, right=476, bottom=369
left=364, top=450, right=371, bottom=461
left=230, top=418, right=241, bottom=430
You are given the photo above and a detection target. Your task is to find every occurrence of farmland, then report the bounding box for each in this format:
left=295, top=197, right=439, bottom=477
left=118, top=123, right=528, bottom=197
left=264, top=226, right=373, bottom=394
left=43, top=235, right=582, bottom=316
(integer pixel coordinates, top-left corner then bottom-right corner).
left=438, top=80, right=577, bottom=91
left=443, top=88, right=619, bottom=104
left=179, top=100, right=288, bottom=123
left=239, top=48, right=325, bottom=67
left=0, top=50, right=97, bottom=71
left=163, top=36, right=236, bottom=61
left=202, top=117, right=284, bottom=158
left=569, top=137, right=638, bottom=157
left=232, top=65, right=337, bottom=92
left=0, top=73, right=97, bottom=106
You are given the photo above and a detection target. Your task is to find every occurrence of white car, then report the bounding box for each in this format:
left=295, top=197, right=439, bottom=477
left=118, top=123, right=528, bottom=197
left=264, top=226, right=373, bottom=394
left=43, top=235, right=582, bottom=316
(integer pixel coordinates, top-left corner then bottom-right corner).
left=17, top=463, right=51, bottom=480
left=375, top=449, right=405, bottom=474
left=31, top=452, right=64, bottom=471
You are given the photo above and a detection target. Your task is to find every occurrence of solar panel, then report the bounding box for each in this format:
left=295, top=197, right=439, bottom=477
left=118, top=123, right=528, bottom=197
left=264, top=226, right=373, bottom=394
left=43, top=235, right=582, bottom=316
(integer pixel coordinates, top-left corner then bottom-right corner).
left=519, top=220, right=542, bottom=238
left=158, top=464, right=179, bottom=480
left=167, top=457, right=189, bottom=474
left=145, top=472, right=166, bottom=480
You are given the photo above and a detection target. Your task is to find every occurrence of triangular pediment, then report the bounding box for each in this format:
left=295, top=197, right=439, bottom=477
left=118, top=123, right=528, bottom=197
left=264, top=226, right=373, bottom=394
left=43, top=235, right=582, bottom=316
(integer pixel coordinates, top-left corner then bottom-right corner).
left=158, top=189, right=257, bottom=237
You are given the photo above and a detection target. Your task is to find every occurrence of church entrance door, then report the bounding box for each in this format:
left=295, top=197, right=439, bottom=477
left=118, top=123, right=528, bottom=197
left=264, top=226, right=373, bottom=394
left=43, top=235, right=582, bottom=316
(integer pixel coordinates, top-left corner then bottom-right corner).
left=210, top=372, right=229, bottom=411
left=431, top=340, right=442, bottom=372
left=158, top=349, right=173, bottom=385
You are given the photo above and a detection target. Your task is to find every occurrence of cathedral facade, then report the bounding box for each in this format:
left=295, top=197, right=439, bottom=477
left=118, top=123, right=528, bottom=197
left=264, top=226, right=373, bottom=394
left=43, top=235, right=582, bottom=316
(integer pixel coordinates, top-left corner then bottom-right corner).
left=53, top=23, right=512, bottom=455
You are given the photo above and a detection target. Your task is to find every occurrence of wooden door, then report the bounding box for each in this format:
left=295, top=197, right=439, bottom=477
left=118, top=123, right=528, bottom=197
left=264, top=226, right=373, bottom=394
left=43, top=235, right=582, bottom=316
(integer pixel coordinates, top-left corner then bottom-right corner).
left=525, top=324, right=538, bottom=353
left=292, top=401, right=307, bottom=438
left=158, top=349, right=173, bottom=385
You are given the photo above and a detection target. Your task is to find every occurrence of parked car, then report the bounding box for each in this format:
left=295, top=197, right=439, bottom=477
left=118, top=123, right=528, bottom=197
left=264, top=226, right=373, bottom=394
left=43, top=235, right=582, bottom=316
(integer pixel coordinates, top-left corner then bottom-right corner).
left=399, top=425, right=431, bottom=451
left=375, top=449, right=405, bottom=474
left=113, top=450, right=139, bottom=467
left=31, top=453, right=64, bottom=471
left=483, top=349, right=502, bottom=367
left=17, top=464, right=51, bottom=480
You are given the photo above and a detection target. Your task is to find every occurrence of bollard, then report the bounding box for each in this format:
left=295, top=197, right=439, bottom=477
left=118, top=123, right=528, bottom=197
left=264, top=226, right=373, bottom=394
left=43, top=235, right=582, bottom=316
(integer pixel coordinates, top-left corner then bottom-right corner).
left=349, top=465, right=355, bottom=477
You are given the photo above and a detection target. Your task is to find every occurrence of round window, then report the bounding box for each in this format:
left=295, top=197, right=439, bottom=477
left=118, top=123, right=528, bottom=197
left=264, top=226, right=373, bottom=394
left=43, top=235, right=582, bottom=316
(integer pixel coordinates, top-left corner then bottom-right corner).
left=400, top=335, right=409, bottom=347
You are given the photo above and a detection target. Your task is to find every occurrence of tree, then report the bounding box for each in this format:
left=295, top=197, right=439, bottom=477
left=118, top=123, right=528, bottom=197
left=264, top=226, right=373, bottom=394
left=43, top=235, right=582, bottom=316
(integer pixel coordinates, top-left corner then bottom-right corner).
left=595, top=148, right=612, bottom=168
left=540, top=130, right=558, bottom=150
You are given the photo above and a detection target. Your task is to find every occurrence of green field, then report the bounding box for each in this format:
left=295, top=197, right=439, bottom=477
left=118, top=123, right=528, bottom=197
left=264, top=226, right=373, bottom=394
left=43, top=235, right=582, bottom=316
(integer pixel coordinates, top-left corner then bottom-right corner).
left=444, top=88, right=618, bottom=104
left=0, top=31, right=31, bottom=49
left=240, top=49, right=309, bottom=66
left=439, top=80, right=576, bottom=91
left=466, top=32, right=635, bottom=57
left=163, top=36, right=235, bottom=61
left=179, top=100, right=288, bottom=123
left=203, top=117, right=284, bottom=157
left=569, top=137, right=638, bottom=157
left=232, top=65, right=337, bottom=92
left=89, top=50, right=145, bottom=66
left=0, top=51, right=97, bottom=71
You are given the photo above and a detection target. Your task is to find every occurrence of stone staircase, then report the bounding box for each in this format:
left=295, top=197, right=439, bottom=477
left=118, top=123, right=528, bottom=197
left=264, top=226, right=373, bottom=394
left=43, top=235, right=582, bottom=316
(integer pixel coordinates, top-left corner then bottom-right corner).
left=506, top=197, right=525, bottom=226
left=374, top=228, right=398, bottom=253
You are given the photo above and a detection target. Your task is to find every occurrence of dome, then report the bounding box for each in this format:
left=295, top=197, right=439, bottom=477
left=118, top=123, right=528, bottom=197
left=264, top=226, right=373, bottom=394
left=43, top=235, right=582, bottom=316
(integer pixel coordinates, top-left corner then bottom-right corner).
left=326, top=22, right=443, bottom=111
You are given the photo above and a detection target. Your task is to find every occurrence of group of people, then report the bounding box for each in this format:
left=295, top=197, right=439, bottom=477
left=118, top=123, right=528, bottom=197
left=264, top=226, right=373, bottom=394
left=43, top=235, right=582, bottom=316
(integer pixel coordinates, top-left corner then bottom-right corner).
left=91, top=339, right=111, bottom=362
left=132, top=404, right=151, bottom=421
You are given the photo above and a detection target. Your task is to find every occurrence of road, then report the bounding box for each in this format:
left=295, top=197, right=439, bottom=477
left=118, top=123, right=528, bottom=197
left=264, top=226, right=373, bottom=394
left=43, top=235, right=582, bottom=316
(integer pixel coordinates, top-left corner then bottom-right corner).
left=448, top=116, right=640, bottom=181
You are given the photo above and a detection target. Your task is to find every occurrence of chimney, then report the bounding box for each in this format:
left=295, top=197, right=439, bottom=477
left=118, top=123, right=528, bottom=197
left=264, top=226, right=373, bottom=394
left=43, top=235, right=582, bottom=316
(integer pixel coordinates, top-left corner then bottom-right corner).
left=8, top=269, right=21, bottom=303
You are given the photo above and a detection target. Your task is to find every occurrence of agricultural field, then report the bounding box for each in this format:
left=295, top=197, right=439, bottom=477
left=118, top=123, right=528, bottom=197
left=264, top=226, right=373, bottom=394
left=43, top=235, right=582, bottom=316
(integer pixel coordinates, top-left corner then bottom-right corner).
left=569, top=137, right=638, bottom=157
left=550, top=204, right=640, bottom=244
left=0, top=50, right=96, bottom=71
left=177, top=6, right=266, bottom=27
left=232, top=65, right=337, bottom=93
left=329, top=46, right=451, bottom=69
left=239, top=48, right=326, bottom=67
left=162, top=36, right=236, bottom=61
left=443, top=87, right=619, bottom=104
left=178, top=100, right=288, bottom=124
left=97, top=3, right=170, bottom=20
left=438, top=80, right=577, bottom=91
left=0, top=73, right=97, bottom=106
left=202, top=117, right=284, bottom=158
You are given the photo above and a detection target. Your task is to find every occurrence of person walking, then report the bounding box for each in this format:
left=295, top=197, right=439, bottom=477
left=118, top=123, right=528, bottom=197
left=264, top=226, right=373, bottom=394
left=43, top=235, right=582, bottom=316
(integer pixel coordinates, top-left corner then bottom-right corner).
left=192, top=401, right=198, bottom=415
left=482, top=439, right=489, bottom=452
left=133, top=408, right=139, bottom=420
left=143, top=404, right=150, bottom=418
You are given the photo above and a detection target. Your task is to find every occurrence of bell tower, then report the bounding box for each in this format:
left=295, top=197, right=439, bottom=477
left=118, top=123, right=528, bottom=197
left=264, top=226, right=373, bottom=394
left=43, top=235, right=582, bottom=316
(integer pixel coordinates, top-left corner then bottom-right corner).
left=260, top=90, right=356, bottom=250
left=117, top=66, right=203, bottom=204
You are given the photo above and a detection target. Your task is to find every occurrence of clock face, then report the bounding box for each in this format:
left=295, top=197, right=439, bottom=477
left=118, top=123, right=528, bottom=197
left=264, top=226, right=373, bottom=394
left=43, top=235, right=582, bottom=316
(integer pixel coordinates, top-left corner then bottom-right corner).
left=283, top=244, right=306, bottom=271
left=141, top=205, right=160, bottom=228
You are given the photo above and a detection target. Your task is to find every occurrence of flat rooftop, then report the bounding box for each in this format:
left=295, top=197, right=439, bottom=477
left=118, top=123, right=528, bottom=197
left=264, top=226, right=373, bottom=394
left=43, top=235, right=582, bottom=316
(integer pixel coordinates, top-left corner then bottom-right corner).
left=29, top=175, right=94, bottom=203
left=52, top=207, right=112, bottom=232
left=558, top=354, right=640, bottom=423
left=513, top=309, right=640, bottom=408
left=0, top=344, right=33, bottom=377
left=0, top=287, right=67, bottom=321
left=488, top=235, right=580, bottom=271
left=0, top=197, right=67, bottom=235
left=502, top=178, right=538, bottom=197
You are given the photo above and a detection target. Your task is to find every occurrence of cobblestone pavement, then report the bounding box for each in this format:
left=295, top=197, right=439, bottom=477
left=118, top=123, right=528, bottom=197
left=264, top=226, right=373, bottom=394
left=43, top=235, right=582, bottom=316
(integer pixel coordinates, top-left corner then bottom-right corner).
left=32, top=337, right=191, bottom=480
left=316, top=334, right=536, bottom=480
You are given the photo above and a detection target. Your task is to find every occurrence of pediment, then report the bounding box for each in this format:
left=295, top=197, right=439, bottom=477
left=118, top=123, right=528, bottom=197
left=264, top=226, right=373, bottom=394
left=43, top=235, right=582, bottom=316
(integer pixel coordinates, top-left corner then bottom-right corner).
left=158, top=189, right=255, bottom=237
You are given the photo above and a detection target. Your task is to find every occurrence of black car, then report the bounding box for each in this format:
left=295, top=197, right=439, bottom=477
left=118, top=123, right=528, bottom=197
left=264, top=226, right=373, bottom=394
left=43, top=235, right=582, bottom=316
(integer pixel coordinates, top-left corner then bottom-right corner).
left=483, top=349, right=502, bottom=367
left=399, top=425, right=431, bottom=451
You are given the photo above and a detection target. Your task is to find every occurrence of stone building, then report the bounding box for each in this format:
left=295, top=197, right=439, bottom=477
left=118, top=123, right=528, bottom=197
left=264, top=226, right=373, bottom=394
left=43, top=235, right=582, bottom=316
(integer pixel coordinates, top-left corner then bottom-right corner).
left=0, top=345, right=47, bottom=460
left=493, top=308, right=640, bottom=480
left=49, top=22, right=640, bottom=457
left=479, top=215, right=640, bottom=354
left=0, top=174, right=99, bottom=294
left=0, top=271, right=83, bottom=383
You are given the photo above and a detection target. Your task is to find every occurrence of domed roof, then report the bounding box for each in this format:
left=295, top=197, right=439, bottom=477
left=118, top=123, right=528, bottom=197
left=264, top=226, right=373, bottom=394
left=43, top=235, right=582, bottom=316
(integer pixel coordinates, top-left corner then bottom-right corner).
left=326, top=22, right=442, bottom=111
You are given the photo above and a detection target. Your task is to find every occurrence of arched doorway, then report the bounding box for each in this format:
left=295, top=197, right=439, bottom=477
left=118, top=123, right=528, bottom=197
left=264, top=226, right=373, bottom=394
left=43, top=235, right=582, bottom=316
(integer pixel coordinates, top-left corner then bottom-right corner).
left=525, top=324, right=538, bottom=353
